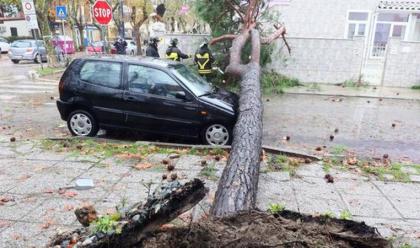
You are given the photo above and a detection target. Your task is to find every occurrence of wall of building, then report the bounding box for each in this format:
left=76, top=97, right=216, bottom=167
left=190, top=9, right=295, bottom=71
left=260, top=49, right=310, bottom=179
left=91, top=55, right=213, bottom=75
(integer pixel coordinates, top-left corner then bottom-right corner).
left=383, top=39, right=420, bottom=87
left=157, top=34, right=209, bottom=58
left=273, top=0, right=379, bottom=39
left=267, top=36, right=366, bottom=84
left=0, top=19, right=31, bottom=37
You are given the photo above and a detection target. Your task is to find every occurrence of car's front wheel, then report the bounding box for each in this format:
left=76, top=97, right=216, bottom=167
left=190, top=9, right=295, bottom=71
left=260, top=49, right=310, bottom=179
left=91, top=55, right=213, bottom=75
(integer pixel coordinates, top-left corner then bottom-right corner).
left=67, top=110, right=99, bottom=137
left=202, top=123, right=232, bottom=146
left=11, top=59, right=19, bottom=64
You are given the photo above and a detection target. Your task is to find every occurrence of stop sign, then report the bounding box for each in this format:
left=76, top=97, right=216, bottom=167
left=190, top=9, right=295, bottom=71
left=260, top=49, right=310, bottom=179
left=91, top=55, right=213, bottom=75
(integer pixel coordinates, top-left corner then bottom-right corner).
left=92, top=0, right=112, bottom=25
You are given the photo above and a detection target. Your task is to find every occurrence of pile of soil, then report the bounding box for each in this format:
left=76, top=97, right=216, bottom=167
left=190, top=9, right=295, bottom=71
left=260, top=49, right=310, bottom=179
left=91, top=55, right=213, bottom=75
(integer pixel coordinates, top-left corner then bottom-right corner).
left=141, top=210, right=389, bottom=248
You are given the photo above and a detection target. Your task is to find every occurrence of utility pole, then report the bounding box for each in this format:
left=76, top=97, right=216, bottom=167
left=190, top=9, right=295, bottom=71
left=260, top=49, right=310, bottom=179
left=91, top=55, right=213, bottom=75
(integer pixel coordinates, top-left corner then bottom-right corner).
left=119, top=0, right=124, bottom=38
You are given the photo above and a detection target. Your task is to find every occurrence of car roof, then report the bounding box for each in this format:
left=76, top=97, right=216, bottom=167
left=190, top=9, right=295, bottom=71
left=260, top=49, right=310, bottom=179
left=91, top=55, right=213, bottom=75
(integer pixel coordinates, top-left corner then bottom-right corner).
left=78, top=55, right=180, bottom=68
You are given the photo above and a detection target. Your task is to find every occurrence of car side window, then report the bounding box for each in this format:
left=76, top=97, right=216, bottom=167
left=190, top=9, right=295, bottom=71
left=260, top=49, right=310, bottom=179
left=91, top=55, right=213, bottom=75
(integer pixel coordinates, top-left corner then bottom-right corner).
left=127, top=65, right=184, bottom=99
left=80, top=61, right=122, bottom=89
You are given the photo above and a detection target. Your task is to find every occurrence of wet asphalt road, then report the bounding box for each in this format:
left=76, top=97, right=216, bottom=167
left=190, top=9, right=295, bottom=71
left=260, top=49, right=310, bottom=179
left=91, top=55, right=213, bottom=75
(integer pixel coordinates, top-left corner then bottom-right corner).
left=1, top=56, right=419, bottom=162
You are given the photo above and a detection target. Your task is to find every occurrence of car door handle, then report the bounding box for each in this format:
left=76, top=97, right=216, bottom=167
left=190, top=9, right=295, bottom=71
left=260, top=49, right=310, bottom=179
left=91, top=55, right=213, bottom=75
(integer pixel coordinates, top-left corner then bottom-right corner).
left=184, top=106, right=196, bottom=111
left=124, top=96, right=146, bottom=102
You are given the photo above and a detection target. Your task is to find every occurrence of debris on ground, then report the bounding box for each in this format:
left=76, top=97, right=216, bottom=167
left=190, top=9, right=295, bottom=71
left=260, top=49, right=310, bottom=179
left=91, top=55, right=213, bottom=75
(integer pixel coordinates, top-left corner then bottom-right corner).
left=10, top=137, right=16, bottom=142
left=324, top=174, right=334, bottom=183
left=142, top=210, right=389, bottom=248
left=134, top=162, right=153, bottom=170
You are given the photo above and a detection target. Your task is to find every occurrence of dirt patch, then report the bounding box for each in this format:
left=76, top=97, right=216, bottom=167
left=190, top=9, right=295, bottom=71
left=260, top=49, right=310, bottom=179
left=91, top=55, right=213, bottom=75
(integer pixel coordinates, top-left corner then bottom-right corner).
left=141, top=210, right=389, bottom=248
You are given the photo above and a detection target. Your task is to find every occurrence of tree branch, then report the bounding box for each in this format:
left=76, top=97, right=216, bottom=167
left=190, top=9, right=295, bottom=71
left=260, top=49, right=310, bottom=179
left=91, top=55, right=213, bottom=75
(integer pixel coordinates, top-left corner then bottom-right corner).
left=210, top=34, right=238, bottom=45
left=261, top=24, right=291, bottom=54
left=226, top=0, right=245, bottom=22
left=250, top=29, right=260, bottom=64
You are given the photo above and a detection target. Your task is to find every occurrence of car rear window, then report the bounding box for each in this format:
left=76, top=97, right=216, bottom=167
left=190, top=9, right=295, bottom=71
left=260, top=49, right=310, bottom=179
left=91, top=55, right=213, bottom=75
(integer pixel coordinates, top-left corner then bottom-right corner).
left=80, top=61, right=122, bottom=89
left=11, top=41, right=32, bottom=48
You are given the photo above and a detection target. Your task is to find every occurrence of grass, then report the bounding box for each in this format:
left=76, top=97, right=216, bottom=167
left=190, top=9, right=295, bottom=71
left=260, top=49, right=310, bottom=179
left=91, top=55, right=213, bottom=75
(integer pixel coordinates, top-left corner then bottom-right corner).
left=411, top=85, right=420, bottom=90
left=339, top=210, right=352, bottom=220
left=330, top=145, right=348, bottom=156
left=267, top=203, right=285, bottom=214
left=40, top=139, right=227, bottom=160
left=261, top=71, right=301, bottom=95
left=361, top=163, right=410, bottom=182
left=306, top=83, right=321, bottom=91
left=267, top=155, right=303, bottom=176
left=36, top=66, right=65, bottom=76
left=199, top=164, right=218, bottom=181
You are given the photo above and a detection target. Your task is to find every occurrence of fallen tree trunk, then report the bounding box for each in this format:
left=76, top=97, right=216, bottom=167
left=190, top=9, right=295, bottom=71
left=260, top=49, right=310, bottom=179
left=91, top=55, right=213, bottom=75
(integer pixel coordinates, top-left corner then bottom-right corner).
left=47, top=179, right=208, bottom=248
left=211, top=29, right=263, bottom=217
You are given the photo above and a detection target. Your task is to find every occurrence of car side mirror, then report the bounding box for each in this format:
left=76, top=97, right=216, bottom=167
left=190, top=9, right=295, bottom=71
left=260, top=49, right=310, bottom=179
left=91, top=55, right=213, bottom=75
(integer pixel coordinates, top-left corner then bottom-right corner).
left=175, top=91, right=188, bottom=101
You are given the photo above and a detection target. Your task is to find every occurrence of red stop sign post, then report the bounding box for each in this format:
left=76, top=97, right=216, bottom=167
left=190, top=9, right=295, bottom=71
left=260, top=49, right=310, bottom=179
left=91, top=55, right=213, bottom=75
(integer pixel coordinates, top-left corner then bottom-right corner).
left=92, top=0, right=112, bottom=53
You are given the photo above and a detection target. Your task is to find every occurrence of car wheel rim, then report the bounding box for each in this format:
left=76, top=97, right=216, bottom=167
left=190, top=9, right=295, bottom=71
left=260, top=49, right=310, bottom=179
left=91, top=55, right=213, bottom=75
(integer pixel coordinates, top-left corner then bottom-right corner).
left=70, top=113, right=92, bottom=136
left=205, top=124, right=229, bottom=146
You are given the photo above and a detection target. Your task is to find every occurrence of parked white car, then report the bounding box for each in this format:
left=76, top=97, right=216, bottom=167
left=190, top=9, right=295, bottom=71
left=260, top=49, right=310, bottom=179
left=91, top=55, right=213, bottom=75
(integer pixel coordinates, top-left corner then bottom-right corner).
left=0, top=37, right=10, bottom=53
left=126, top=39, right=137, bottom=55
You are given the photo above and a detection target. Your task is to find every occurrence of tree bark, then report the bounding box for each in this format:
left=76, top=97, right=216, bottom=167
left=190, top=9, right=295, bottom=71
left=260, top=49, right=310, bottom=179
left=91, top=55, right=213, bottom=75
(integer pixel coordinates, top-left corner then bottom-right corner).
left=211, top=29, right=263, bottom=217
left=132, top=24, right=142, bottom=55
left=48, top=179, right=208, bottom=248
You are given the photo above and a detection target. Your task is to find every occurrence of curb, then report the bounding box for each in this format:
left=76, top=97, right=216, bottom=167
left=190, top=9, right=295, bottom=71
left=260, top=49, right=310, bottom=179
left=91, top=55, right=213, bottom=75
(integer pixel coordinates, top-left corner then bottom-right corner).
left=283, top=91, right=420, bottom=101
left=47, top=137, right=321, bottom=161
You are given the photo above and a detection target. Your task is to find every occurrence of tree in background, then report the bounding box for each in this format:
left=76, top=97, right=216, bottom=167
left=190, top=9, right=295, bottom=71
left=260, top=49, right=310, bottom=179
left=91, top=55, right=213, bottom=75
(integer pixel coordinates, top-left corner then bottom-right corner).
left=163, top=0, right=205, bottom=34
left=127, top=0, right=153, bottom=55
left=196, top=0, right=289, bottom=217
left=68, top=0, right=88, bottom=50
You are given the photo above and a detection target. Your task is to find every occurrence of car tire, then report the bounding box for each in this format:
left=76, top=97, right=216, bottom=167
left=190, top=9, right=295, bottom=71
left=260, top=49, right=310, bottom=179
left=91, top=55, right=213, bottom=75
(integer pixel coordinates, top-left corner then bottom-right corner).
left=67, top=110, right=99, bottom=137
left=11, top=59, right=19, bottom=64
left=34, top=54, right=41, bottom=63
left=201, top=123, right=232, bottom=146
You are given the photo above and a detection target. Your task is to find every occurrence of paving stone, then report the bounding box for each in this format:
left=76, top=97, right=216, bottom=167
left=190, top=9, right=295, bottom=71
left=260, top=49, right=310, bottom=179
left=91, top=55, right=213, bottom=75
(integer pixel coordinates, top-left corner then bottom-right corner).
left=175, top=155, right=206, bottom=171
left=0, top=222, right=45, bottom=248
left=22, top=197, right=87, bottom=225
left=257, top=180, right=298, bottom=212
left=353, top=216, right=420, bottom=239
left=32, top=225, right=76, bottom=248
left=0, top=219, right=13, bottom=233
left=409, top=174, right=420, bottom=182
left=341, top=194, right=401, bottom=219
left=68, top=180, right=113, bottom=201
left=119, top=170, right=164, bottom=183
left=103, top=182, right=153, bottom=210
left=295, top=163, right=326, bottom=177
left=372, top=181, right=420, bottom=199
left=24, top=151, right=67, bottom=161
left=145, top=153, right=170, bottom=164
left=401, top=166, right=418, bottom=175
left=295, top=194, right=348, bottom=216
left=64, top=154, right=103, bottom=163
left=8, top=173, right=74, bottom=195
left=334, top=179, right=383, bottom=196
left=388, top=197, right=420, bottom=219
left=55, top=161, right=95, bottom=171
left=0, top=179, right=17, bottom=193
left=79, top=164, right=131, bottom=182
left=328, top=168, right=369, bottom=180
left=291, top=177, right=337, bottom=196
left=0, top=194, right=45, bottom=220
left=0, top=146, right=16, bottom=157
left=263, top=171, right=291, bottom=181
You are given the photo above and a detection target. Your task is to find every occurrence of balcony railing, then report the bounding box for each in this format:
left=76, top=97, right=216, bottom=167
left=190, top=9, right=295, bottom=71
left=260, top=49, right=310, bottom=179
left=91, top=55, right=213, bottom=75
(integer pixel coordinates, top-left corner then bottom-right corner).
left=371, top=43, right=387, bottom=57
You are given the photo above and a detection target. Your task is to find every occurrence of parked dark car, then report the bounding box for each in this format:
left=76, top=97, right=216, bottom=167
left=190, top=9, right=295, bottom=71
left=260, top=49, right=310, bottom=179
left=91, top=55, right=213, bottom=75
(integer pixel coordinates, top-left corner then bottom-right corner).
left=56, top=56, right=238, bottom=145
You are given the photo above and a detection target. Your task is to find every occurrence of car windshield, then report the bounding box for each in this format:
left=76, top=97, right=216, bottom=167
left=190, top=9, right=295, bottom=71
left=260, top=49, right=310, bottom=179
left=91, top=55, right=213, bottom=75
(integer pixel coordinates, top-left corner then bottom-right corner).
left=11, top=41, right=32, bottom=48
left=171, top=64, right=214, bottom=96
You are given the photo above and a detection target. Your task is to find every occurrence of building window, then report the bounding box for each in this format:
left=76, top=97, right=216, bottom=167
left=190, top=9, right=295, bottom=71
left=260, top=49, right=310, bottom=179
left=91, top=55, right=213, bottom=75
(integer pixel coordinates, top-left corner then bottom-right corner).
left=347, top=11, right=369, bottom=38
left=10, top=27, right=17, bottom=36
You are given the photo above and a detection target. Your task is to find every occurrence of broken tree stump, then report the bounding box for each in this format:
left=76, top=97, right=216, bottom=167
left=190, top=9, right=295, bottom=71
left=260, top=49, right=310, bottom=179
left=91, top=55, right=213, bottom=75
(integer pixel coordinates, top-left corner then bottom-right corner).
left=47, top=179, right=208, bottom=248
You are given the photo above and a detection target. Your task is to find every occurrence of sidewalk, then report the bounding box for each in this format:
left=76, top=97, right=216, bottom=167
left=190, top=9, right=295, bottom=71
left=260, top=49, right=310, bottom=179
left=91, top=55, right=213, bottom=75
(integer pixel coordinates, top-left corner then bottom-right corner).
left=284, top=84, right=420, bottom=101
left=0, top=138, right=419, bottom=247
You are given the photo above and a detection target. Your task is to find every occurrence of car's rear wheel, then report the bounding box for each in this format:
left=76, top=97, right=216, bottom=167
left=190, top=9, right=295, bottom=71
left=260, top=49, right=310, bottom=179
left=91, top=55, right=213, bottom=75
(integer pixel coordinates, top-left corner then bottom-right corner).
left=34, top=54, right=41, bottom=63
left=67, top=110, right=99, bottom=137
left=11, top=59, right=19, bottom=64
left=202, top=123, right=232, bottom=146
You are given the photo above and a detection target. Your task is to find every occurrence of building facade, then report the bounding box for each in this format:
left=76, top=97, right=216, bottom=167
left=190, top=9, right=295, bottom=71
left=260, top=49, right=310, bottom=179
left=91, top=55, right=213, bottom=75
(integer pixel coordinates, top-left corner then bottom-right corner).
left=269, top=0, right=420, bottom=87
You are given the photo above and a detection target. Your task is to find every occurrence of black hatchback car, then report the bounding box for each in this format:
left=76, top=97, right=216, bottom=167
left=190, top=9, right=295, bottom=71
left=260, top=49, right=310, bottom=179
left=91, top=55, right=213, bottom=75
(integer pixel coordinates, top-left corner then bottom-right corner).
left=56, top=56, right=238, bottom=145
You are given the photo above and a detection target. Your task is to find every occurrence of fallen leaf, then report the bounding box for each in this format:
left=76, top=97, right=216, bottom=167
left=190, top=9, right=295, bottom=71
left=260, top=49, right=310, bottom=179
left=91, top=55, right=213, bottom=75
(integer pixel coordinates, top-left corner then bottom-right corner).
left=18, top=175, right=31, bottom=181
left=346, top=157, right=358, bottom=165
left=133, top=162, right=153, bottom=170
left=0, top=220, right=11, bottom=228
left=41, top=219, right=55, bottom=229
left=43, top=188, right=54, bottom=194
left=63, top=191, right=78, bottom=198
left=64, top=204, right=74, bottom=211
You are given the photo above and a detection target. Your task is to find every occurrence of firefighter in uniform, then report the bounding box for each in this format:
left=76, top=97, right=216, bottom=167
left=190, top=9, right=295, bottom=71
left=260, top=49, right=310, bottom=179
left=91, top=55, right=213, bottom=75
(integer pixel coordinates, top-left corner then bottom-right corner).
left=194, top=39, right=215, bottom=79
left=166, top=38, right=189, bottom=61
